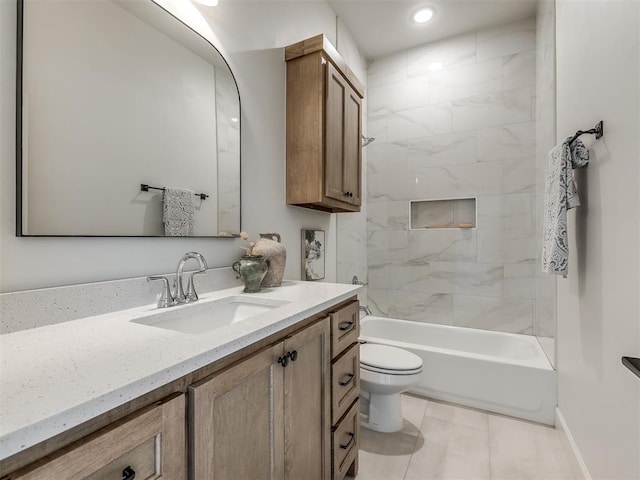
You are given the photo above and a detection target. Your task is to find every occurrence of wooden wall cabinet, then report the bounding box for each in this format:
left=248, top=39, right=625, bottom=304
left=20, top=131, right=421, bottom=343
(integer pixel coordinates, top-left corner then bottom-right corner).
left=285, top=35, right=365, bottom=213
left=189, top=318, right=331, bottom=480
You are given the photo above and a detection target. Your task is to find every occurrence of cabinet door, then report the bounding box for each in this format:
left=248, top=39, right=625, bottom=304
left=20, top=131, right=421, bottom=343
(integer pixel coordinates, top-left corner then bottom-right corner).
left=343, top=88, right=362, bottom=206
left=283, top=318, right=331, bottom=480
left=325, top=61, right=347, bottom=203
left=11, top=394, right=186, bottom=480
left=189, top=344, right=284, bottom=480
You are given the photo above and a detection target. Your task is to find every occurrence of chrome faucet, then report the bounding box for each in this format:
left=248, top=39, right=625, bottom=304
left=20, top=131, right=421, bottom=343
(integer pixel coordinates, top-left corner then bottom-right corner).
left=359, top=305, right=372, bottom=316
left=148, top=252, right=208, bottom=308
left=174, top=252, right=208, bottom=304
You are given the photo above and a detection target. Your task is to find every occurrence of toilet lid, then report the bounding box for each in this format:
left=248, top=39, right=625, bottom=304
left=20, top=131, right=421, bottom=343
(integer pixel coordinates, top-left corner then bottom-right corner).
left=360, top=344, right=423, bottom=372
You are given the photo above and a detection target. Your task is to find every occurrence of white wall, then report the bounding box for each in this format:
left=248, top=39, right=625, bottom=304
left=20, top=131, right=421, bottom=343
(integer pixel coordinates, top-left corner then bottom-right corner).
left=0, top=0, right=366, bottom=292
left=555, top=1, right=640, bottom=478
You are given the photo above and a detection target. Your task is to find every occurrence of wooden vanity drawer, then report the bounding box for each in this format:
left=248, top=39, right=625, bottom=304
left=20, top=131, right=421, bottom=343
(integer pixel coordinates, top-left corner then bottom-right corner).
left=9, top=394, right=186, bottom=480
left=332, top=399, right=359, bottom=480
left=330, top=300, right=359, bottom=358
left=331, top=343, right=360, bottom=424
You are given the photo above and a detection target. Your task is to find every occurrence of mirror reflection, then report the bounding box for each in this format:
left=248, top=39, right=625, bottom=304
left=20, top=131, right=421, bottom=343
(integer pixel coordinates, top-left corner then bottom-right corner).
left=18, top=0, right=240, bottom=237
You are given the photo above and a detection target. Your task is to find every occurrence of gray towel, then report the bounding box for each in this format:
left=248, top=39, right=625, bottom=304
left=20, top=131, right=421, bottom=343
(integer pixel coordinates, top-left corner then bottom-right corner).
left=163, top=187, right=195, bottom=236
left=541, top=138, right=590, bottom=276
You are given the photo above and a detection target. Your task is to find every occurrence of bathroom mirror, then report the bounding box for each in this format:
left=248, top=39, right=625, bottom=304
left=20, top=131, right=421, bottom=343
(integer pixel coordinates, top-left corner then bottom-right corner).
left=17, top=0, right=240, bottom=237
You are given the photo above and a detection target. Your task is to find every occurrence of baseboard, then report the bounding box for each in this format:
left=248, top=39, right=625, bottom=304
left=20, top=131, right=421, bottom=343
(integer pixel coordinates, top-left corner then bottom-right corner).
left=555, top=407, right=592, bottom=480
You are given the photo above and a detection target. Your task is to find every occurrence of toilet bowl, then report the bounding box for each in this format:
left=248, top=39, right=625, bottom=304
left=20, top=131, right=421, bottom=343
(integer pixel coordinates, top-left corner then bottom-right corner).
left=359, top=343, right=423, bottom=433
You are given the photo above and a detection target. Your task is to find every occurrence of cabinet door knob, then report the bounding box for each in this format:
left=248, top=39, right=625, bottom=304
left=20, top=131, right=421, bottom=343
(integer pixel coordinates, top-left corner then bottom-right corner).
left=122, top=466, right=136, bottom=480
left=288, top=350, right=298, bottom=362
left=339, top=432, right=356, bottom=450
left=278, top=355, right=289, bottom=367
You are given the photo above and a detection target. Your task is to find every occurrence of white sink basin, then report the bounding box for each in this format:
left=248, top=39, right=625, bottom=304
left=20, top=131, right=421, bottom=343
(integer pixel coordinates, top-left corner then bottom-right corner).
left=132, top=296, right=290, bottom=334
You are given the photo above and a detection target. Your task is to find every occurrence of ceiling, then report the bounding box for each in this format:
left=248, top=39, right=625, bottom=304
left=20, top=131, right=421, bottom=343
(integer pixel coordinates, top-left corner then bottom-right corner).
left=327, top=0, right=537, bottom=60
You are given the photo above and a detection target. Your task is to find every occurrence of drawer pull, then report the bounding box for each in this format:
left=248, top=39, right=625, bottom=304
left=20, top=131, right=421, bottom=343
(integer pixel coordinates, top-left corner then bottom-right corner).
left=339, top=373, right=354, bottom=386
left=340, top=432, right=356, bottom=450
left=338, top=321, right=354, bottom=332
left=122, top=466, right=136, bottom=480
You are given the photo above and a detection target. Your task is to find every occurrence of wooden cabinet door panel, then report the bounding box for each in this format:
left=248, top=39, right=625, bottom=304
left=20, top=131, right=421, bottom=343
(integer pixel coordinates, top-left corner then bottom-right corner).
left=325, top=61, right=347, bottom=203
left=343, top=88, right=362, bottom=206
left=189, top=344, right=284, bottom=480
left=283, top=318, right=331, bottom=480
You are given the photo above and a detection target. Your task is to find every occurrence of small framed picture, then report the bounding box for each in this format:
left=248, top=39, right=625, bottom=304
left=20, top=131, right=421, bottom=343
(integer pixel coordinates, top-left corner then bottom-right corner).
left=302, top=229, right=325, bottom=281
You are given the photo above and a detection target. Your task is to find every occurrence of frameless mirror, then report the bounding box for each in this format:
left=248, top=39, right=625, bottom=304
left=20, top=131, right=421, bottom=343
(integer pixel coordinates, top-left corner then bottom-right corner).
left=17, top=0, right=240, bottom=237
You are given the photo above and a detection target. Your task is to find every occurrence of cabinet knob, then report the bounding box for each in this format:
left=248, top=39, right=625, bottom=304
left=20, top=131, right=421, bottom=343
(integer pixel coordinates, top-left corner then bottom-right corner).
left=278, top=355, right=289, bottom=367
left=122, top=466, right=136, bottom=480
left=288, top=350, right=298, bottom=362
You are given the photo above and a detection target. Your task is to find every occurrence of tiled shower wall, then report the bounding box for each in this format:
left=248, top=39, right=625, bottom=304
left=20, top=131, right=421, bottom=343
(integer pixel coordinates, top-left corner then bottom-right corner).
left=365, top=17, right=539, bottom=334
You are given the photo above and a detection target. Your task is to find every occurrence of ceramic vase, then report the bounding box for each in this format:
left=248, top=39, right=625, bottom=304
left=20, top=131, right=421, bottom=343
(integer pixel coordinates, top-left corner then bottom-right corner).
left=251, top=233, right=287, bottom=287
left=232, top=255, right=269, bottom=293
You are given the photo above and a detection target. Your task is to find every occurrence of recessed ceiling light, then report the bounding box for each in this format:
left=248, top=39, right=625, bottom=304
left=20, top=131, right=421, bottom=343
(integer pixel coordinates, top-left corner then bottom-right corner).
left=194, top=0, right=218, bottom=6
left=428, top=62, right=443, bottom=71
left=413, top=7, right=434, bottom=24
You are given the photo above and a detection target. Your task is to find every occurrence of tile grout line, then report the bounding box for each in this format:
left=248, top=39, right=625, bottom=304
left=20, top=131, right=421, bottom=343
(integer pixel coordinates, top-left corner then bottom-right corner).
left=402, top=397, right=431, bottom=480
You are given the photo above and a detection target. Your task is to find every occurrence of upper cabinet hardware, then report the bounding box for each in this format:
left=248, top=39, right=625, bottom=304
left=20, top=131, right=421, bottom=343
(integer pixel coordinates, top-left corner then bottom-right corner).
left=140, top=183, right=209, bottom=200
left=122, top=466, right=136, bottom=480
left=568, top=120, right=604, bottom=144
left=278, top=355, right=289, bottom=367
left=288, top=350, right=298, bottom=362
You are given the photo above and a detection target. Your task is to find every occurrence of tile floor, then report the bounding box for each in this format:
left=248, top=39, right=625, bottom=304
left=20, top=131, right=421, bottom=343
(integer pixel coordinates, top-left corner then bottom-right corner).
left=349, top=394, right=579, bottom=480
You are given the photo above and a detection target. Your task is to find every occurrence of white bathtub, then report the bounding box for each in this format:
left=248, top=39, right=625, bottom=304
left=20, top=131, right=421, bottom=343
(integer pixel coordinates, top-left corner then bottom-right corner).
left=360, top=316, right=556, bottom=425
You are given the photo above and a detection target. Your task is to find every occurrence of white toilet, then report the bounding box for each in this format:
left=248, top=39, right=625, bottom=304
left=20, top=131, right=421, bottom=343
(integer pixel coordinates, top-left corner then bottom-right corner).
left=359, top=343, right=423, bottom=433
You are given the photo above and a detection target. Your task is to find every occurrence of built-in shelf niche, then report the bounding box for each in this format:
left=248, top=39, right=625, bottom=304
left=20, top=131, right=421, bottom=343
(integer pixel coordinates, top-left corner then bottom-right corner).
left=410, top=198, right=476, bottom=230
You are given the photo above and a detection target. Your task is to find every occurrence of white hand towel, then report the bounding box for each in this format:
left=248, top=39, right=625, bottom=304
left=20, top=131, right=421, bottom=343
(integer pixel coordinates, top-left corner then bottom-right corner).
left=541, top=138, right=590, bottom=276
left=163, top=187, right=195, bottom=236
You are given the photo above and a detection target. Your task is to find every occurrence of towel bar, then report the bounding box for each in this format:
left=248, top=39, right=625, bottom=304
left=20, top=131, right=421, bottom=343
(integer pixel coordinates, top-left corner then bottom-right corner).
left=568, top=121, right=604, bottom=144
left=140, top=183, right=209, bottom=200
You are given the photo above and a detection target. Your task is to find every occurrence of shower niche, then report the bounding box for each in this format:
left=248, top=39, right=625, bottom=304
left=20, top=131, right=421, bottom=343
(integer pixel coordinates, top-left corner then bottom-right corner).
left=410, top=198, right=476, bottom=230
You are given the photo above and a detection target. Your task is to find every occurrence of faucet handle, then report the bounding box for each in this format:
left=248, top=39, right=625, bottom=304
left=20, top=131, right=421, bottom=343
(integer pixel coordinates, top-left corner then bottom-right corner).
left=148, top=276, right=176, bottom=308
left=185, top=270, right=206, bottom=303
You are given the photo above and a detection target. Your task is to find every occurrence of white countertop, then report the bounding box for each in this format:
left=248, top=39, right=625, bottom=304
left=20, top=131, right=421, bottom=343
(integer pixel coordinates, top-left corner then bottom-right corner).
left=0, top=281, right=360, bottom=461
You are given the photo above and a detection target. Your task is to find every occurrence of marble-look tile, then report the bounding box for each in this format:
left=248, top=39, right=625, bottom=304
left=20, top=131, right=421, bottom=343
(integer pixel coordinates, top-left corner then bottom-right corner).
left=388, top=290, right=454, bottom=325
left=337, top=230, right=367, bottom=269
left=504, top=263, right=537, bottom=299
left=367, top=142, right=408, bottom=174
left=477, top=122, right=536, bottom=162
left=428, top=58, right=502, bottom=104
left=451, top=88, right=532, bottom=132
left=504, top=157, right=536, bottom=193
left=336, top=262, right=367, bottom=286
left=397, top=262, right=504, bottom=297
left=367, top=114, right=388, bottom=144
left=426, top=161, right=503, bottom=197
left=535, top=276, right=557, bottom=338
left=488, top=413, right=577, bottom=480
left=387, top=105, right=453, bottom=142
left=368, top=51, right=408, bottom=88
left=367, top=201, right=410, bottom=231
left=408, top=32, right=477, bottom=77
left=367, top=262, right=394, bottom=290
left=408, top=229, right=477, bottom=263
left=503, top=50, right=537, bottom=90
left=369, top=77, right=430, bottom=114
left=367, top=288, right=389, bottom=316
left=476, top=194, right=535, bottom=230
left=476, top=17, right=536, bottom=61
left=478, top=228, right=537, bottom=264
left=336, top=209, right=367, bottom=232
left=406, top=131, right=477, bottom=169
left=424, top=400, right=489, bottom=432
left=453, top=295, right=534, bottom=334
left=367, top=231, right=409, bottom=263
left=405, top=417, right=491, bottom=480
left=368, top=171, right=424, bottom=202
left=410, top=199, right=455, bottom=229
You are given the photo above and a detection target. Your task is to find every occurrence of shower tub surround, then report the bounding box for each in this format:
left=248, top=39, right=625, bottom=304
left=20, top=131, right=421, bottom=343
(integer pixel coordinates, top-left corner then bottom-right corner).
left=360, top=316, right=556, bottom=425
left=365, top=17, right=548, bottom=337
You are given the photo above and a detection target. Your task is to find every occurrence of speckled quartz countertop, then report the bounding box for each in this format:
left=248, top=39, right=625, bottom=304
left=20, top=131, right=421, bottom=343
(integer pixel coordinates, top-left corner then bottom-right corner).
left=0, top=281, right=360, bottom=461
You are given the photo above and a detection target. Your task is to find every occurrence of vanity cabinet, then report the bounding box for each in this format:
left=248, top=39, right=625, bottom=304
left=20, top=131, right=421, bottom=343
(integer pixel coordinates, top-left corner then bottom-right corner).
left=7, top=394, right=186, bottom=480
left=329, top=300, right=360, bottom=480
left=285, top=34, right=364, bottom=213
left=189, top=318, right=331, bottom=480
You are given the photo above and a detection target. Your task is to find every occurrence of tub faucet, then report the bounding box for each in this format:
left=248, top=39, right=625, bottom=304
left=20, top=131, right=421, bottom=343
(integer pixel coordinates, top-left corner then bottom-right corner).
left=174, top=252, right=208, bottom=304
left=359, top=305, right=372, bottom=316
